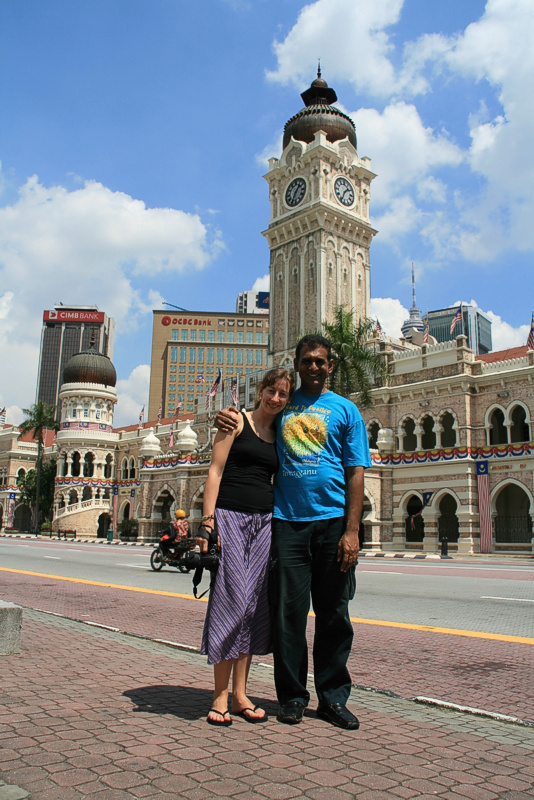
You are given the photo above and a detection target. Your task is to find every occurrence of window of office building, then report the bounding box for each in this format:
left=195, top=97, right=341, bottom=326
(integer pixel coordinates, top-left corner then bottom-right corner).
left=198, top=348, right=204, bottom=363
left=236, top=349, right=243, bottom=364
left=255, top=350, right=263, bottom=365
left=189, top=365, right=196, bottom=372
left=179, top=365, right=186, bottom=372
left=227, top=349, right=234, bottom=364
left=180, top=347, right=186, bottom=363
left=172, top=330, right=179, bottom=341
left=190, top=330, right=197, bottom=341
left=189, top=347, right=196, bottom=363
left=208, top=330, right=215, bottom=342
left=199, top=330, right=206, bottom=342
left=170, top=365, right=176, bottom=372
left=171, top=347, right=177, bottom=363
left=227, top=331, right=235, bottom=343
left=246, top=332, right=253, bottom=344
left=218, top=330, right=225, bottom=342
left=237, top=331, right=244, bottom=343
left=207, top=366, right=214, bottom=374
left=207, top=348, right=214, bottom=363
left=246, top=351, right=253, bottom=365
left=217, top=349, right=224, bottom=364
left=168, top=394, right=175, bottom=400
left=181, top=330, right=188, bottom=341
left=255, top=333, right=263, bottom=343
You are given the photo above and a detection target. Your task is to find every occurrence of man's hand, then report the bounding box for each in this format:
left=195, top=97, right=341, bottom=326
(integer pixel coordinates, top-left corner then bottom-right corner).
left=337, top=528, right=360, bottom=572
left=214, top=406, right=240, bottom=432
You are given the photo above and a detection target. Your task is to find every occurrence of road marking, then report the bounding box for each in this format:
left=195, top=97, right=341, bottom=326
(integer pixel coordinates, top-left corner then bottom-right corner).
left=360, top=570, right=403, bottom=575
left=2, top=566, right=533, bottom=645
left=481, top=596, right=534, bottom=603
left=117, top=564, right=150, bottom=569
left=43, top=556, right=61, bottom=560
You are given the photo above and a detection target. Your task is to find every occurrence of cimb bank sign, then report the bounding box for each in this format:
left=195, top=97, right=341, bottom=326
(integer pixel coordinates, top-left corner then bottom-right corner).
left=43, top=310, right=105, bottom=323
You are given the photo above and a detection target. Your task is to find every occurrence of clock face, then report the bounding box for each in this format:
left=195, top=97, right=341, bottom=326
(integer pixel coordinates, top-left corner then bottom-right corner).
left=334, top=176, right=355, bottom=207
left=285, top=177, right=306, bottom=207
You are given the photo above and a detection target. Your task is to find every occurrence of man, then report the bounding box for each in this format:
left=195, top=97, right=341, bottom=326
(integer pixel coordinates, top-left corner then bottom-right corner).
left=217, top=334, right=371, bottom=729
left=159, top=509, right=190, bottom=558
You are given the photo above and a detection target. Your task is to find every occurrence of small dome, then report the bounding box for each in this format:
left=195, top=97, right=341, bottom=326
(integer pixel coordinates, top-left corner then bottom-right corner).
left=177, top=420, right=198, bottom=454
left=139, top=428, right=162, bottom=458
left=283, top=70, right=357, bottom=151
left=63, top=347, right=117, bottom=388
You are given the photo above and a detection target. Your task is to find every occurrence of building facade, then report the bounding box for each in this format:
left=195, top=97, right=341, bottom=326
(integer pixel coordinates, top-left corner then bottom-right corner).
left=235, top=290, right=269, bottom=315
left=424, top=305, right=492, bottom=355
left=36, top=305, right=115, bottom=415
left=148, top=310, right=270, bottom=419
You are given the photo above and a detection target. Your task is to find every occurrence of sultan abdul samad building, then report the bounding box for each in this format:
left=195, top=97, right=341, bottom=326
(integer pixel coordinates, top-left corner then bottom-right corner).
left=1, top=71, right=533, bottom=555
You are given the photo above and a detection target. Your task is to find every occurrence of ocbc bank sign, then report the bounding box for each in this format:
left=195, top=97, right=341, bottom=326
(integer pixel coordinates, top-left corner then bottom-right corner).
left=161, top=316, right=212, bottom=326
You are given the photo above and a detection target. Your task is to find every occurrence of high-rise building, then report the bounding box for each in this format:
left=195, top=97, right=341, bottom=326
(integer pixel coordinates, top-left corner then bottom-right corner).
left=235, top=290, right=269, bottom=315
left=263, top=69, right=377, bottom=365
left=36, top=305, right=115, bottom=415
left=423, top=305, right=492, bottom=355
left=148, top=309, right=270, bottom=419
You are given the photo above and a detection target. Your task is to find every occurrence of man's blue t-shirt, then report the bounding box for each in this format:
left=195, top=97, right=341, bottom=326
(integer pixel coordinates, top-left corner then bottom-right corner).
left=273, top=389, right=372, bottom=521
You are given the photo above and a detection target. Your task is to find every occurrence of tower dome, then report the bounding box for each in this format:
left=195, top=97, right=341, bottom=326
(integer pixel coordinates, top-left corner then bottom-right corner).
left=283, top=68, right=357, bottom=151
left=62, top=346, right=117, bottom=387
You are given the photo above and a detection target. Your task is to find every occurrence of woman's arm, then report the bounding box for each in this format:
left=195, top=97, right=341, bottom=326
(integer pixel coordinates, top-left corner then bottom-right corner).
left=198, top=417, right=243, bottom=550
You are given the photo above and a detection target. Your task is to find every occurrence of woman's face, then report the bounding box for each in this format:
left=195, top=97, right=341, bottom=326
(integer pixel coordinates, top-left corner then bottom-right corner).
left=260, top=378, right=291, bottom=416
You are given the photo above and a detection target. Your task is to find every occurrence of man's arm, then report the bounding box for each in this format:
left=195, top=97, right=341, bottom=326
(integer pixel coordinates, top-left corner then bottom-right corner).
left=337, top=466, right=365, bottom=572
left=214, top=406, right=240, bottom=432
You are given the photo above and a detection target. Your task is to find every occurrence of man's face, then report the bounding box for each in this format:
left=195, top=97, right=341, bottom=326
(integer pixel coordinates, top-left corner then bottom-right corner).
left=294, top=345, right=333, bottom=394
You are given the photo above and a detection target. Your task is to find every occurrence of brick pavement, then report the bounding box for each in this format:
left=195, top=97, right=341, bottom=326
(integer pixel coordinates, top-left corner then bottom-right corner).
left=0, top=567, right=532, bottom=723
left=1, top=610, right=533, bottom=800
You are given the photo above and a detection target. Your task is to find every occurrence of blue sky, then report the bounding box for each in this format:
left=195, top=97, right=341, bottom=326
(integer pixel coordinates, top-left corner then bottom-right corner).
left=1, top=0, right=533, bottom=425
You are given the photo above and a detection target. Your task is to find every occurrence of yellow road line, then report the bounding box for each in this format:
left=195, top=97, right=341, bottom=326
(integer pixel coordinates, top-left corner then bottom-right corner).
left=2, top=567, right=533, bottom=645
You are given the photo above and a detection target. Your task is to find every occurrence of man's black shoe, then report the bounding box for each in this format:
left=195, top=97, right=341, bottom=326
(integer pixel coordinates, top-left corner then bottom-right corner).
left=276, top=701, right=305, bottom=725
left=316, top=703, right=360, bottom=730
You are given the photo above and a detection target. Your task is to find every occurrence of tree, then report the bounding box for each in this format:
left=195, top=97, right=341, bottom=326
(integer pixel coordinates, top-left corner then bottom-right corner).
left=321, top=307, right=387, bottom=408
left=18, top=401, right=59, bottom=533
left=16, top=459, right=57, bottom=524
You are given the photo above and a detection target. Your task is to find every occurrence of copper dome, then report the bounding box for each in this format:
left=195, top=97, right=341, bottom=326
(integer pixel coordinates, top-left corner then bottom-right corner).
left=283, top=70, right=357, bottom=151
left=62, top=347, right=117, bottom=388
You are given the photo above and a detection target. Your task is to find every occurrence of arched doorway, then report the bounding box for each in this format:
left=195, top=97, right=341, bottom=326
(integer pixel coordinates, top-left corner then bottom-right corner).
left=153, top=489, right=175, bottom=532
left=405, top=496, right=424, bottom=543
left=494, top=484, right=532, bottom=547
left=438, top=494, right=459, bottom=543
left=97, top=513, right=111, bottom=538
left=360, top=498, right=372, bottom=548
left=0, top=505, right=3, bottom=529
left=13, top=504, right=32, bottom=532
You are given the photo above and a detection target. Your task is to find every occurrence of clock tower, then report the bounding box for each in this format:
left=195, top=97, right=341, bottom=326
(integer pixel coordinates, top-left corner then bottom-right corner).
left=263, top=70, right=377, bottom=365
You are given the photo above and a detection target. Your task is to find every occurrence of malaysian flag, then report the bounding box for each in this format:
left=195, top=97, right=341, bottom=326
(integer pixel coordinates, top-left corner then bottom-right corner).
left=423, top=321, right=429, bottom=343
left=157, top=404, right=162, bottom=423
left=375, top=320, right=385, bottom=340
left=195, top=373, right=206, bottom=384
left=231, top=377, right=238, bottom=407
left=176, top=395, right=183, bottom=412
left=209, top=369, right=222, bottom=397
left=450, top=307, right=462, bottom=335
left=476, top=461, right=492, bottom=553
left=0, top=407, right=6, bottom=426
left=168, top=424, right=174, bottom=449
left=138, top=405, right=144, bottom=425
left=527, top=312, right=534, bottom=350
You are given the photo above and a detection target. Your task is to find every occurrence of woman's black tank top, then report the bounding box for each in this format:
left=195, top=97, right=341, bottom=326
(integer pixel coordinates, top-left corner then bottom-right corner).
left=216, top=412, right=278, bottom=514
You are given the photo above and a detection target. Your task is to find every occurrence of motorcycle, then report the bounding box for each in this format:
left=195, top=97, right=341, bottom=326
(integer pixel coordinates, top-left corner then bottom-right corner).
left=150, top=536, right=197, bottom=574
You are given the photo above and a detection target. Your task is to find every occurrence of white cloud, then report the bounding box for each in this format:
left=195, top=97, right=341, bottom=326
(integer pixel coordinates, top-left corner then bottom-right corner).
left=251, top=274, right=269, bottom=292
left=266, top=0, right=405, bottom=97
left=256, top=132, right=284, bottom=168
left=0, top=173, right=222, bottom=413
left=370, top=297, right=408, bottom=339
left=115, top=364, right=151, bottom=428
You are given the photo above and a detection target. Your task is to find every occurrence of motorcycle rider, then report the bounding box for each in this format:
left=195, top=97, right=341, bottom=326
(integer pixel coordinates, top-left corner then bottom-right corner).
left=159, top=509, right=190, bottom=559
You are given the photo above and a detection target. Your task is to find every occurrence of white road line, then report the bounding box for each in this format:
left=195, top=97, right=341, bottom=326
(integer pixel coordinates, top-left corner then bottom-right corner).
left=360, top=570, right=403, bottom=575
left=43, top=556, right=61, bottom=560
left=117, top=563, right=150, bottom=569
left=481, top=595, right=534, bottom=603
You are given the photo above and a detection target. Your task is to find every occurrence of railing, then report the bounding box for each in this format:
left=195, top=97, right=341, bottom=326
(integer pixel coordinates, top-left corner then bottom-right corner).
left=495, top=516, right=532, bottom=544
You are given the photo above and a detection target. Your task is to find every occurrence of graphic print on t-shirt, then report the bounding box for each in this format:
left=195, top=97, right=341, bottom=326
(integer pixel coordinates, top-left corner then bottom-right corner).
left=282, top=407, right=329, bottom=470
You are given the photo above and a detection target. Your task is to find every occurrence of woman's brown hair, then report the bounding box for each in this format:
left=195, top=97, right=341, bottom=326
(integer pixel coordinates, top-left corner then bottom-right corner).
left=254, top=368, right=295, bottom=409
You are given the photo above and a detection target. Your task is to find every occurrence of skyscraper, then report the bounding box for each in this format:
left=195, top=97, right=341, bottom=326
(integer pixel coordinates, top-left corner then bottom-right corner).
left=424, top=305, right=492, bottom=355
left=36, top=305, right=115, bottom=415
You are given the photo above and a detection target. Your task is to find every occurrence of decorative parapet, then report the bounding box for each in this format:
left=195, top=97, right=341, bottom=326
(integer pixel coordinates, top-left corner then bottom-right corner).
left=480, top=356, right=531, bottom=374
left=141, top=453, right=211, bottom=470
left=371, top=441, right=533, bottom=467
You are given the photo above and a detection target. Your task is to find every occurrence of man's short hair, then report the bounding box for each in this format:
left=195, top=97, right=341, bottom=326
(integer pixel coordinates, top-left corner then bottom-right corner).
left=295, top=334, right=333, bottom=362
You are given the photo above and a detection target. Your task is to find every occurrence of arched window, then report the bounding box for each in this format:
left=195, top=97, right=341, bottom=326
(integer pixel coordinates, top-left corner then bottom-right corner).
left=71, top=452, right=81, bottom=477
left=402, top=418, right=417, bottom=452
left=129, top=458, right=136, bottom=479
left=441, top=412, right=456, bottom=448
left=95, top=404, right=102, bottom=420
left=489, top=409, right=507, bottom=445
left=438, top=494, right=459, bottom=543
left=368, top=422, right=380, bottom=450
left=421, top=416, right=436, bottom=450
left=82, top=486, right=92, bottom=502
left=83, top=452, right=94, bottom=478
left=83, top=404, right=90, bottom=419
left=17, top=468, right=26, bottom=480
left=510, top=405, right=530, bottom=444
left=405, top=496, right=424, bottom=543
left=68, top=489, right=78, bottom=506
left=121, top=458, right=128, bottom=480
left=104, top=454, right=113, bottom=479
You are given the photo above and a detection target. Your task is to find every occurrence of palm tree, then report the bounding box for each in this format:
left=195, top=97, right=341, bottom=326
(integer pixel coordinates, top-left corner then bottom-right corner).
left=18, top=401, right=59, bottom=534
left=321, top=307, right=387, bottom=408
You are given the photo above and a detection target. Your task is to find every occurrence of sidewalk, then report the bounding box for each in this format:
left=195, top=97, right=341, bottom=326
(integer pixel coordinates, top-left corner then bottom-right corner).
left=1, top=609, right=533, bottom=800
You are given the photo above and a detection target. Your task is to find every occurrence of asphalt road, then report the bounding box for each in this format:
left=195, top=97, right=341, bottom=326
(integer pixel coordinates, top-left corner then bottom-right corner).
left=1, top=538, right=532, bottom=638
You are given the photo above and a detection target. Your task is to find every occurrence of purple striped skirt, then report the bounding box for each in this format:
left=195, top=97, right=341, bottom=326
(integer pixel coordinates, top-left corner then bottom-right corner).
left=200, top=508, right=272, bottom=665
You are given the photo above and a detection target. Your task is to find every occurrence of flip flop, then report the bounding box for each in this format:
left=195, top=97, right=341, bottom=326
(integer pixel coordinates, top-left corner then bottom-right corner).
left=207, top=708, right=232, bottom=727
left=232, top=706, right=268, bottom=724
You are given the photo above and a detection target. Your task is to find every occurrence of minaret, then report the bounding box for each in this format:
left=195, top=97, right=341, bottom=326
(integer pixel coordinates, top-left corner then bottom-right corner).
left=263, top=70, right=377, bottom=365
left=401, top=264, right=425, bottom=338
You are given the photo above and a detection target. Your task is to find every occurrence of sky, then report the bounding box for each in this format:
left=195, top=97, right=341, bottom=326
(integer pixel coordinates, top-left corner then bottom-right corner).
left=1, top=0, right=533, bottom=426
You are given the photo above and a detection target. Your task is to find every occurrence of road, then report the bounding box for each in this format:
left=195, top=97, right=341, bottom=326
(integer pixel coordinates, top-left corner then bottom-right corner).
left=1, top=537, right=533, bottom=721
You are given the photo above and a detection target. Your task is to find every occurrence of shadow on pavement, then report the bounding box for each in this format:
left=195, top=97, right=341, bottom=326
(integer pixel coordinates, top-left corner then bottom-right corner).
left=123, top=684, right=279, bottom=721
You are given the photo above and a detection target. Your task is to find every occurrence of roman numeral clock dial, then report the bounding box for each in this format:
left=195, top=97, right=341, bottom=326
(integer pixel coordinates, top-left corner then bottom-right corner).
left=285, top=177, right=306, bottom=207
left=334, top=176, right=355, bottom=207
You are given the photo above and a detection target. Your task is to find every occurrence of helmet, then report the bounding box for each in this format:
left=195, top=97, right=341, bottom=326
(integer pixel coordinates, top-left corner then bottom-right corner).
left=175, top=509, right=186, bottom=519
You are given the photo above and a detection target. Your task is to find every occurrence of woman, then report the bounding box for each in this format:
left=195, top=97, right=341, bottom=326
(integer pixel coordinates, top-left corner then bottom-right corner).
left=199, top=368, right=293, bottom=726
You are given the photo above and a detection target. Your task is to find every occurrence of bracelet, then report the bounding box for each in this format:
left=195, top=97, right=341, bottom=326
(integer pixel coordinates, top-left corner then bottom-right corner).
left=201, top=514, right=215, bottom=521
